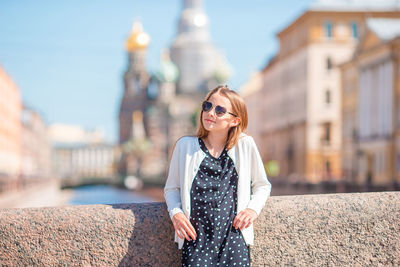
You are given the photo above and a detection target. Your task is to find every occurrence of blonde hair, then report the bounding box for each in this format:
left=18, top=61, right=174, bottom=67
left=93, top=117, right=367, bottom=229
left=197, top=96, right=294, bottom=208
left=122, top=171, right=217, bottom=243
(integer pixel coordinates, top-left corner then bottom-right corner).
left=197, top=85, right=248, bottom=150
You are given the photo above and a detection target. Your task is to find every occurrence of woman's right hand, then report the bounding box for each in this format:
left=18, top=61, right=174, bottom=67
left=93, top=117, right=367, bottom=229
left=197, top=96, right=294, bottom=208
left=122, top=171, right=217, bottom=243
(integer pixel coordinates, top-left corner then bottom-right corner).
left=171, top=212, right=197, bottom=241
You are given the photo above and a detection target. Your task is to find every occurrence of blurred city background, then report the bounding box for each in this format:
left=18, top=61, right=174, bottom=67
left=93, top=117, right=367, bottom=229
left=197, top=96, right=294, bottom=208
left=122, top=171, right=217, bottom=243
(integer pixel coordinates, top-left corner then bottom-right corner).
left=1, top=0, right=400, bottom=208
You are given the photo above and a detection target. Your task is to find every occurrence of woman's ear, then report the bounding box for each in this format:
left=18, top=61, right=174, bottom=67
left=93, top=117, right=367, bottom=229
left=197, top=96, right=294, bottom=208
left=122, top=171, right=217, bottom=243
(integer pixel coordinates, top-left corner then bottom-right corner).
left=230, top=117, right=241, bottom=127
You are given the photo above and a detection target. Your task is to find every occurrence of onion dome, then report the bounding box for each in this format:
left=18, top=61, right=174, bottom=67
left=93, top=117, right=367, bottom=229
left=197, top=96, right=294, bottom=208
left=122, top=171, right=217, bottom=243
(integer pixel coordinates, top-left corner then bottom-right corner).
left=155, top=50, right=179, bottom=83
left=126, top=21, right=150, bottom=52
left=213, top=54, right=233, bottom=83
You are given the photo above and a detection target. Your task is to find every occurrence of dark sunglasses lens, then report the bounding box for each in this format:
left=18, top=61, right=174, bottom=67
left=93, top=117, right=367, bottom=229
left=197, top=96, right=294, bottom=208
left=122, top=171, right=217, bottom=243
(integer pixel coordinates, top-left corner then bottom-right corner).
left=202, top=101, right=212, bottom=112
left=215, top=106, right=227, bottom=115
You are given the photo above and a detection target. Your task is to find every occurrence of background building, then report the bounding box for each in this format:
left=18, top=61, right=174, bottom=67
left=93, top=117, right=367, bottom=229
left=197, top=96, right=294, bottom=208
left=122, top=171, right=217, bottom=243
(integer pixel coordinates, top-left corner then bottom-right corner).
left=53, top=144, right=117, bottom=180
left=0, top=66, right=22, bottom=183
left=21, top=106, right=52, bottom=181
left=49, top=124, right=118, bottom=183
left=118, top=21, right=172, bottom=182
left=118, top=21, right=198, bottom=183
left=170, top=0, right=231, bottom=94
left=240, top=71, right=264, bottom=144
left=244, top=0, right=400, bottom=184
left=341, top=18, right=400, bottom=189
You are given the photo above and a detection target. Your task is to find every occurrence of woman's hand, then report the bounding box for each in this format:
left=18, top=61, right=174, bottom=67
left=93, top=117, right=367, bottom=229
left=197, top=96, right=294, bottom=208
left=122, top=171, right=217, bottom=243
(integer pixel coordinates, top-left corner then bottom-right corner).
left=233, top=208, right=258, bottom=231
left=172, top=212, right=197, bottom=241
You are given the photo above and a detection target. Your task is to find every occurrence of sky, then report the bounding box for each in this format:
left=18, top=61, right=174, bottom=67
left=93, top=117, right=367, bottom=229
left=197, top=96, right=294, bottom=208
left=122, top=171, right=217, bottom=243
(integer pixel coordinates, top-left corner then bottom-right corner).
left=0, top=0, right=315, bottom=143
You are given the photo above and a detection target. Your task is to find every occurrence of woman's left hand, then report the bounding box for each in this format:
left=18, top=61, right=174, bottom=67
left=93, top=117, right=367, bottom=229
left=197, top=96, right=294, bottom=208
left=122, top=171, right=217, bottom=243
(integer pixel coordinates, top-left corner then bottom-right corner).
left=233, top=208, right=258, bottom=230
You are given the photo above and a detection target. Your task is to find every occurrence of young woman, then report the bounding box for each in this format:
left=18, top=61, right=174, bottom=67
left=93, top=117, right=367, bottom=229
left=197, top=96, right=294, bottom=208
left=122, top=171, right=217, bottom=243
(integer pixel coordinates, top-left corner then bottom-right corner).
left=164, top=85, right=271, bottom=266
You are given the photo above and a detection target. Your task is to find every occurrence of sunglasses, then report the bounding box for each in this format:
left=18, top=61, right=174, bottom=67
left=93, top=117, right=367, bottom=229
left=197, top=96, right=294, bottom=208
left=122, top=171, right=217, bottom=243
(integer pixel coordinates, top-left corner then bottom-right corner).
left=202, top=101, right=238, bottom=117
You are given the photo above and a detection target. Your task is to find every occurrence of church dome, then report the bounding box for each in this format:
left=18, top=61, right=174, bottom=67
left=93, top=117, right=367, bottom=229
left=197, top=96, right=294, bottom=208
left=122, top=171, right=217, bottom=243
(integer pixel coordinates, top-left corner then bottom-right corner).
left=155, top=51, right=179, bottom=83
left=126, top=21, right=150, bottom=52
left=213, top=54, right=233, bottom=83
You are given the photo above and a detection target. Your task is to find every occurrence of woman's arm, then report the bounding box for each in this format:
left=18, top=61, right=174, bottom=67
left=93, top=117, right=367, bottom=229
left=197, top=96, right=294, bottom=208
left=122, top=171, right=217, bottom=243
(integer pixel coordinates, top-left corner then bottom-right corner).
left=234, top=136, right=272, bottom=230
left=163, top=138, right=197, bottom=241
left=164, top=139, right=184, bottom=219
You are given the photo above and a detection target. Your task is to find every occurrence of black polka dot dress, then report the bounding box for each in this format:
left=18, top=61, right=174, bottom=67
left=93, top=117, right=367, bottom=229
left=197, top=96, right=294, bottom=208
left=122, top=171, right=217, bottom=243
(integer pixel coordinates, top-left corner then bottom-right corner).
left=181, top=138, right=250, bottom=267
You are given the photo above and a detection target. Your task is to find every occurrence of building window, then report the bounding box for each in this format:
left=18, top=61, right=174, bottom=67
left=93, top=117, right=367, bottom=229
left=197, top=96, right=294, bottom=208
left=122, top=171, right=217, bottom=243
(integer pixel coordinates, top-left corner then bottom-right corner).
left=325, top=21, right=333, bottom=38
left=321, top=122, right=331, bottom=144
left=326, top=160, right=331, bottom=176
left=326, top=57, right=332, bottom=71
left=325, top=89, right=331, bottom=104
left=351, top=22, right=358, bottom=38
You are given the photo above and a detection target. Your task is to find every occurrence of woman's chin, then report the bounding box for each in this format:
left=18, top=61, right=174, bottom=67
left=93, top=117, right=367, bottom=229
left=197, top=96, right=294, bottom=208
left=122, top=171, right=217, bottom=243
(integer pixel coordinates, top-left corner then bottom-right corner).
left=204, top=126, right=224, bottom=133
left=204, top=124, right=217, bottom=132
left=203, top=121, right=213, bottom=129
left=203, top=125, right=212, bottom=131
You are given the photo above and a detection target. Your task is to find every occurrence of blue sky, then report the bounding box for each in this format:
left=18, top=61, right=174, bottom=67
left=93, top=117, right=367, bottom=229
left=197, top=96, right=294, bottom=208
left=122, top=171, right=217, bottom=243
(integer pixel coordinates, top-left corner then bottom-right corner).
left=0, top=0, right=314, bottom=143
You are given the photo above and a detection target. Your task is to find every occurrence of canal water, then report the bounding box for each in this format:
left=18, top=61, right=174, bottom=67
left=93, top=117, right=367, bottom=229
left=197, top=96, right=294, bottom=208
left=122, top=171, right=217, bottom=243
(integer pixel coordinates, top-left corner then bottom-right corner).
left=67, top=185, right=154, bottom=205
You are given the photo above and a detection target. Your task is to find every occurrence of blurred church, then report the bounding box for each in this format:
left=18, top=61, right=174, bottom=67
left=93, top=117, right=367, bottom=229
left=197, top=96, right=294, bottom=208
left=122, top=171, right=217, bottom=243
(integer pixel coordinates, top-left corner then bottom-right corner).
left=118, top=0, right=231, bottom=184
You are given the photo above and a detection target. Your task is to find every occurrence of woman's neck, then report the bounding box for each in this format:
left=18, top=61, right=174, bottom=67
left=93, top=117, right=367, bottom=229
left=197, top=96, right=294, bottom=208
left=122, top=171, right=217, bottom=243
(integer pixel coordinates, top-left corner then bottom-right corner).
left=203, top=132, right=228, bottom=157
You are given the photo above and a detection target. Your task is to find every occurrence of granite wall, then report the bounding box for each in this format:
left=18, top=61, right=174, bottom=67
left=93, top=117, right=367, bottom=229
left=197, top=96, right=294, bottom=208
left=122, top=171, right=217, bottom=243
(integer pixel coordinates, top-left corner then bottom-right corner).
left=0, top=192, right=399, bottom=266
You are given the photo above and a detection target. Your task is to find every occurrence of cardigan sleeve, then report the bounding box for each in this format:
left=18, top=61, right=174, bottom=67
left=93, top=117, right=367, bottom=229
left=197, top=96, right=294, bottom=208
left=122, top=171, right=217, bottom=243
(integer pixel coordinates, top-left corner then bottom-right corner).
left=164, top=138, right=184, bottom=219
left=245, top=136, right=272, bottom=215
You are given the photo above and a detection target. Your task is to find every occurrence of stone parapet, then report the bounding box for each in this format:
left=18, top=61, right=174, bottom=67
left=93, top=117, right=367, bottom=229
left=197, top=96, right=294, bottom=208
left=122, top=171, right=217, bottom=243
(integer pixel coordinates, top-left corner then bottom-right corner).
left=0, top=192, right=399, bottom=266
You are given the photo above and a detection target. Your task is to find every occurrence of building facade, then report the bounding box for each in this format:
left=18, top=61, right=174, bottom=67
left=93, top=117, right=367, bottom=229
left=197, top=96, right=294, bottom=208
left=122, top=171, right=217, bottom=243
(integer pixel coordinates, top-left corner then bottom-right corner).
left=53, top=143, right=118, bottom=180
left=170, top=0, right=231, bottom=94
left=49, top=124, right=118, bottom=181
left=118, top=21, right=172, bottom=182
left=244, top=0, right=400, bottom=183
left=0, top=66, right=22, bottom=179
left=21, top=106, right=52, bottom=180
left=341, top=18, right=400, bottom=188
left=240, top=71, right=264, bottom=145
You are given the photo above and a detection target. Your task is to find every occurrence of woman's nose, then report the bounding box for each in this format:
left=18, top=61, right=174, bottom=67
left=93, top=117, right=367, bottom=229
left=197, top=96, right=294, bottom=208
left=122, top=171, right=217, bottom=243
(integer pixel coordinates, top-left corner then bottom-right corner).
left=208, top=108, right=217, bottom=118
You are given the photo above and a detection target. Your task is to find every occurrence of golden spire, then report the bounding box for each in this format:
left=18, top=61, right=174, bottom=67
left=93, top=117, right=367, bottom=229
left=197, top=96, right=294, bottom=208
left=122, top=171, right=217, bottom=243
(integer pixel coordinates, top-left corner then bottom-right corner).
left=126, top=21, right=150, bottom=52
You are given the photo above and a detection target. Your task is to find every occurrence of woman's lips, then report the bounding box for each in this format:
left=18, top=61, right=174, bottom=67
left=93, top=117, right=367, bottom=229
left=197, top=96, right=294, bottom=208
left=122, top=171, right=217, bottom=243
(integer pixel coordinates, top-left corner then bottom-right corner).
left=205, top=119, right=215, bottom=123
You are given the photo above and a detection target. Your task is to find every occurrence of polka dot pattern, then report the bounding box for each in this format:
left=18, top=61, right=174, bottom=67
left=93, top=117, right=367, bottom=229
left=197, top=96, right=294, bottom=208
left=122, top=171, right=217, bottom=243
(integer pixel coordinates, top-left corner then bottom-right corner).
left=181, top=138, right=250, bottom=267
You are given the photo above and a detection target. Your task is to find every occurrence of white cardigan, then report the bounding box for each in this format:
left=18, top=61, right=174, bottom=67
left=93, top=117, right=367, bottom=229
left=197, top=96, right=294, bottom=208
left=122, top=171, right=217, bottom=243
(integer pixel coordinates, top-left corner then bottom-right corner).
left=164, top=133, right=271, bottom=249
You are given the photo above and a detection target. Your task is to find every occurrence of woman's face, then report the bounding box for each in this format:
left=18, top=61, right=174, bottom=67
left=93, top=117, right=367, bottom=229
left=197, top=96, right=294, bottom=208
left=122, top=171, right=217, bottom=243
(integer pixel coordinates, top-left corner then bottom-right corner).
left=202, top=92, right=239, bottom=134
